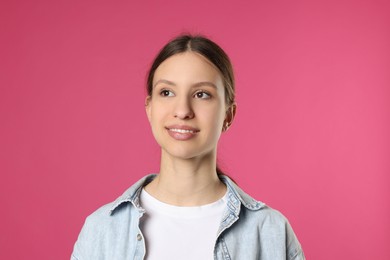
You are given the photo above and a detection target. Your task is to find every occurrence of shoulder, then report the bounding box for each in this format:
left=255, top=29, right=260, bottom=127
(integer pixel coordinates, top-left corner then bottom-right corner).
left=232, top=185, right=299, bottom=244
left=220, top=175, right=293, bottom=224
left=235, top=199, right=291, bottom=235
left=78, top=174, right=157, bottom=231
left=247, top=204, right=288, bottom=223
left=220, top=176, right=305, bottom=259
left=72, top=174, right=156, bottom=259
left=228, top=205, right=305, bottom=259
left=75, top=199, right=136, bottom=246
left=247, top=203, right=306, bottom=259
left=80, top=202, right=124, bottom=234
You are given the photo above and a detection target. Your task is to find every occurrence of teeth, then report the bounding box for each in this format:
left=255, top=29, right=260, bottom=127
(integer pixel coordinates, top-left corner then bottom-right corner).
left=170, top=128, right=196, bottom=133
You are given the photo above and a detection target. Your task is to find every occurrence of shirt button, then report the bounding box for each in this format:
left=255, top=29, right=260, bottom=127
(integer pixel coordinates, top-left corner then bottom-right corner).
left=137, top=234, right=142, bottom=241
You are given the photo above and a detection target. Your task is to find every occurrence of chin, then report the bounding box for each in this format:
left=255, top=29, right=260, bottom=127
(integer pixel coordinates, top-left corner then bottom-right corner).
left=162, top=144, right=216, bottom=161
left=163, top=148, right=201, bottom=160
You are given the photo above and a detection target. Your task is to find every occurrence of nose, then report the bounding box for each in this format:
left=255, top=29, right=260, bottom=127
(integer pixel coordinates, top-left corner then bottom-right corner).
left=174, top=96, right=194, bottom=120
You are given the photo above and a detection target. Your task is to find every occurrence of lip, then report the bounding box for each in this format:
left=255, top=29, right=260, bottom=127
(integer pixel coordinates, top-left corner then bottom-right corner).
left=165, top=125, right=200, bottom=141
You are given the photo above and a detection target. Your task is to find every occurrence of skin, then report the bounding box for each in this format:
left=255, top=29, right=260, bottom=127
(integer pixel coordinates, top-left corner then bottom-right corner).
left=145, top=51, right=236, bottom=206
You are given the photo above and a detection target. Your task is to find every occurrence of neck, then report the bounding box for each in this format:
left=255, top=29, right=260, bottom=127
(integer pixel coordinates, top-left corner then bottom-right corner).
left=144, top=150, right=226, bottom=206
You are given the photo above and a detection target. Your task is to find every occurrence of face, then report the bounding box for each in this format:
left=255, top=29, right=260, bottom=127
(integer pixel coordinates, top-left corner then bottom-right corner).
left=146, top=52, right=234, bottom=160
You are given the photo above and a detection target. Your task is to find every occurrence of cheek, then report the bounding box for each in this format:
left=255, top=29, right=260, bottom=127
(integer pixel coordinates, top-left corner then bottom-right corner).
left=199, top=105, right=225, bottom=128
left=150, top=104, right=169, bottom=125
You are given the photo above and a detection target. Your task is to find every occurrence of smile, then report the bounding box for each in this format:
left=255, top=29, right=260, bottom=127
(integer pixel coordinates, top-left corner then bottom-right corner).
left=169, top=128, right=198, bottom=134
left=165, top=126, right=200, bottom=140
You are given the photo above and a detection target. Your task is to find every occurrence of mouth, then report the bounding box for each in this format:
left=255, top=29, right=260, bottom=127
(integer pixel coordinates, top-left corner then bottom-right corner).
left=165, top=125, right=200, bottom=140
left=168, top=128, right=199, bottom=134
left=166, top=125, right=200, bottom=132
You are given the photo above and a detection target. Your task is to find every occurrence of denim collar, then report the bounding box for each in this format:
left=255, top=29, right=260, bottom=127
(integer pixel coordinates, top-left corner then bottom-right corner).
left=109, top=174, right=265, bottom=215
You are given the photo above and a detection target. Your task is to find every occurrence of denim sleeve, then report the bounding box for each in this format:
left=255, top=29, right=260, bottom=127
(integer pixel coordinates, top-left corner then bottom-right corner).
left=70, top=220, right=87, bottom=260
left=285, top=219, right=305, bottom=260
left=70, top=253, right=80, bottom=260
left=70, top=212, right=103, bottom=260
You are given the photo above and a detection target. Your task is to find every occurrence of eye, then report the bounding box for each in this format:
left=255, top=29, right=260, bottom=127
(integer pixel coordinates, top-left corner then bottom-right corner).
left=160, top=89, right=174, bottom=97
left=194, top=91, right=211, bottom=99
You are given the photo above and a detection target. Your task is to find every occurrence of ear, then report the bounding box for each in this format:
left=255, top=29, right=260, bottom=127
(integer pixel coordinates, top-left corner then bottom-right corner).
left=145, top=96, right=152, bottom=123
left=223, top=102, right=237, bottom=132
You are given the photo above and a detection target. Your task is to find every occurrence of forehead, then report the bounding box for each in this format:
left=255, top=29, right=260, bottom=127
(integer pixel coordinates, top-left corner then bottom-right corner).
left=153, top=52, right=223, bottom=86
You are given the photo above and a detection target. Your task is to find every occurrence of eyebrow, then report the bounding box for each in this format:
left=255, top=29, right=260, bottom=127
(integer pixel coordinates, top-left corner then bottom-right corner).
left=153, top=79, right=217, bottom=89
left=193, top=81, right=218, bottom=89
left=153, top=79, right=176, bottom=88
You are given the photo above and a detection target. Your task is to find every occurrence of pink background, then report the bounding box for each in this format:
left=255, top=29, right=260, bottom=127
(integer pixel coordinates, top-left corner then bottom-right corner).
left=1, top=0, right=389, bottom=259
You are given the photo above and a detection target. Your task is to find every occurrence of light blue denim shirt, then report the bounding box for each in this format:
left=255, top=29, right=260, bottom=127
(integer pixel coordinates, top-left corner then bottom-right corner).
left=71, top=174, right=305, bottom=260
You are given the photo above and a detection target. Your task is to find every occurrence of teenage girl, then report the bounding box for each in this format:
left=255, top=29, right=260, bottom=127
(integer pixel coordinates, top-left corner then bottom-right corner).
left=71, top=34, right=305, bottom=260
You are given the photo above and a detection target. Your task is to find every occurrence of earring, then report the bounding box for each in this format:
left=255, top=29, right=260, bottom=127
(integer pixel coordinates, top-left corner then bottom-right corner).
left=222, top=122, right=230, bottom=132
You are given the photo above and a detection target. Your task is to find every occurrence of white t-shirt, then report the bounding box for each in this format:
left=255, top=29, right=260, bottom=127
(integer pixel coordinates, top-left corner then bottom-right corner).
left=139, top=189, right=227, bottom=260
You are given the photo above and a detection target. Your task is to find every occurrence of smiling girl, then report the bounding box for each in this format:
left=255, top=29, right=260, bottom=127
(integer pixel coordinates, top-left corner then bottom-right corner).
left=71, top=34, right=305, bottom=260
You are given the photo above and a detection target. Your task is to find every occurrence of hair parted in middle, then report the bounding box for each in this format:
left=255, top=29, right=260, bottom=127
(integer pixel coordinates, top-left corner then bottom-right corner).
left=146, top=34, right=235, bottom=108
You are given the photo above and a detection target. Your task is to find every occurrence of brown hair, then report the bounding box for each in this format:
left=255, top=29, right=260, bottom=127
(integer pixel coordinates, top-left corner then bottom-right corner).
left=146, top=34, right=236, bottom=177
left=146, top=34, right=235, bottom=107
